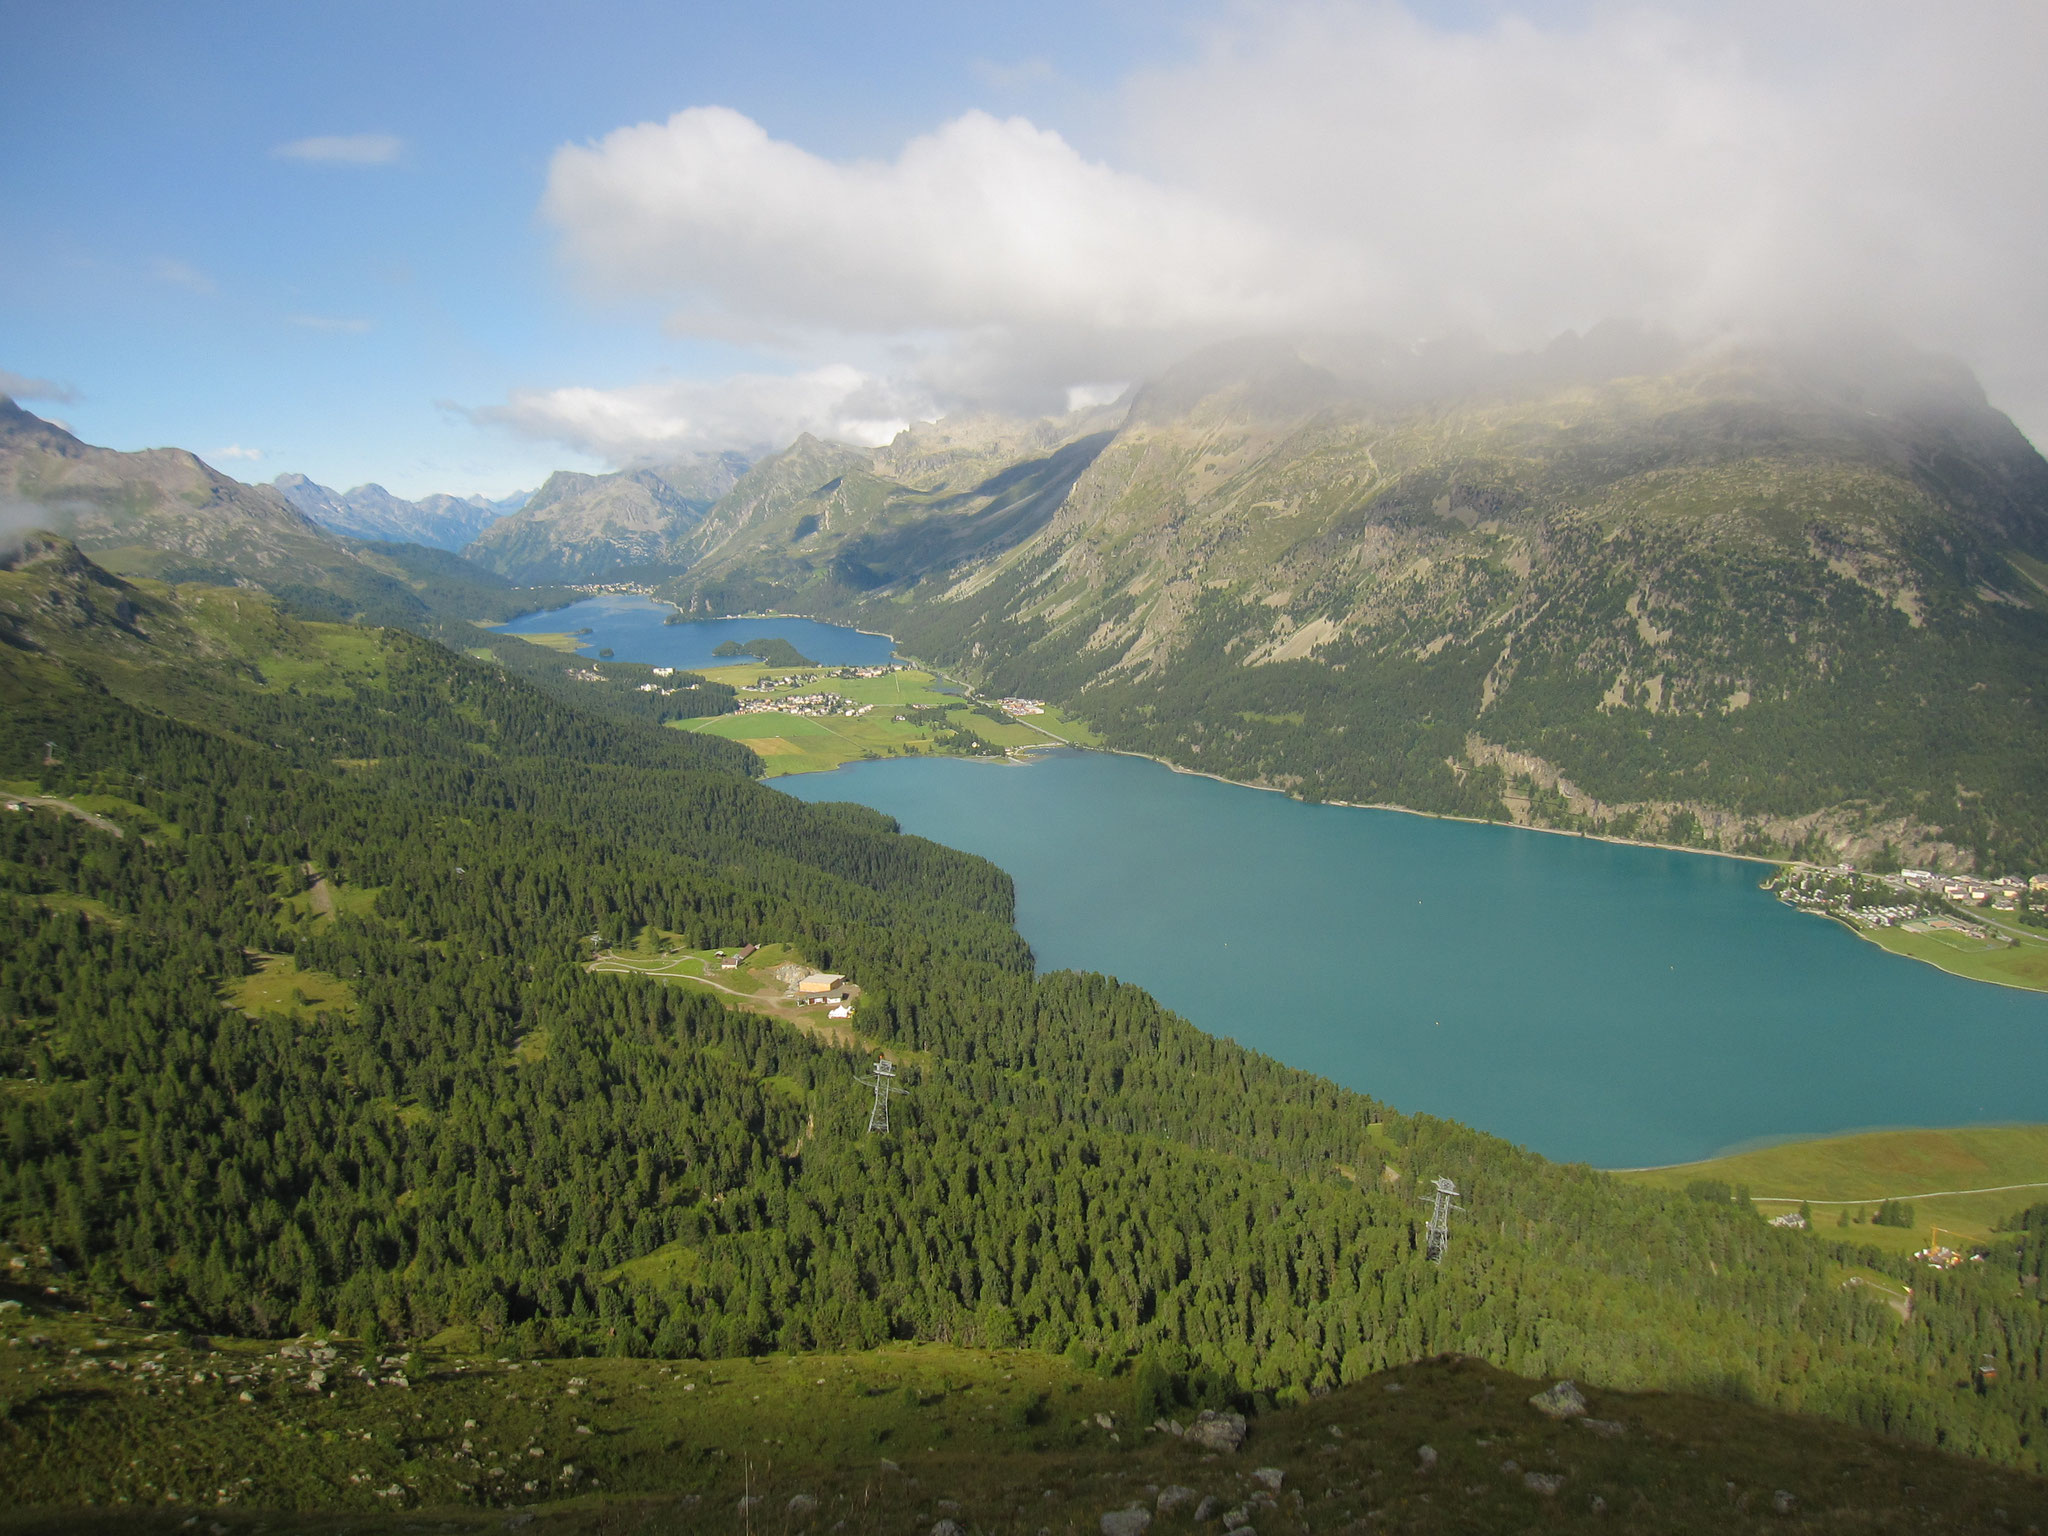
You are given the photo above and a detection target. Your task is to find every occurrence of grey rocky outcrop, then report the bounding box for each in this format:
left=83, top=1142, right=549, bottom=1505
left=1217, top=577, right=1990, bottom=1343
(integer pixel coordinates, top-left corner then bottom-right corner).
left=1529, top=1379, right=1588, bottom=1419
left=1185, top=1408, right=1246, bottom=1452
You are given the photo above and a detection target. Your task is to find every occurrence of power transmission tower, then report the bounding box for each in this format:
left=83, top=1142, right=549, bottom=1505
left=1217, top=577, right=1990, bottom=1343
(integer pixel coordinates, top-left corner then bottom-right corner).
left=1420, top=1176, right=1463, bottom=1263
left=863, top=1058, right=906, bottom=1133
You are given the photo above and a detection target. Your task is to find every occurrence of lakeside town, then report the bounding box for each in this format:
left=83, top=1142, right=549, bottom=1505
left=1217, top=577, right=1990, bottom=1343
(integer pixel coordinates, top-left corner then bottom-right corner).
left=1773, top=862, right=2048, bottom=942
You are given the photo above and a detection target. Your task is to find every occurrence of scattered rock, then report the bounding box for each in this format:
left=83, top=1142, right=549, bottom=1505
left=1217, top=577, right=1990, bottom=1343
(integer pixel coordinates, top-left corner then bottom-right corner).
left=1529, top=1380, right=1588, bottom=1419
left=1101, top=1508, right=1152, bottom=1536
left=1579, top=1417, right=1626, bottom=1438
left=1220, top=1506, right=1252, bottom=1532
left=1095, top=1411, right=1117, bottom=1430
left=1155, top=1417, right=1184, bottom=1436
left=1415, top=1445, right=1437, bottom=1473
left=935, top=1500, right=961, bottom=1516
left=1524, top=1472, right=1566, bottom=1496
left=1194, top=1494, right=1223, bottom=1522
left=1499, top=1461, right=1521, bottom=1475
left=1186, top=1409, right=1247, bottom=1453
left=1773, top=1490, right=1797, bottom=1515
left=1591, top=1495, right=1607, bottom=1514
left=1157, top=1485, right=1200, bottom=1514
left=930, top=1522, right=964, bottom=1536
left=1250, top=1468, right=1284, bottom=1492
left=880, top=1459, right=901, bottom=1473
left=788, top=1492, right=818, bottom=1517
left=237, top=1390, right=254, bottom=1403
left=737, top=1494, right=764, bottom=1513
left=1326, top=1424, right=1343, bottom=1439
left=1382, top=1381, right=1403, bottom=1393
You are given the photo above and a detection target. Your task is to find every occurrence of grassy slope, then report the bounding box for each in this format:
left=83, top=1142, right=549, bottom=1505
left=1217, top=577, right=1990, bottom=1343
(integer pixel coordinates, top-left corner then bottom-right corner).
left=4, top=1292, right=2044, bottom=1534
left=1615, top=1125, right=2048, bottom=1254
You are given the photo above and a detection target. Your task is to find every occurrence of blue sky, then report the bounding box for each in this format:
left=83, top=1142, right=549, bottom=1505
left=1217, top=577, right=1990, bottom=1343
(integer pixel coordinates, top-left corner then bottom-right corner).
left=1, top=0, right=1192, bottom=495
left=7, top=2, right=2045, bottom=497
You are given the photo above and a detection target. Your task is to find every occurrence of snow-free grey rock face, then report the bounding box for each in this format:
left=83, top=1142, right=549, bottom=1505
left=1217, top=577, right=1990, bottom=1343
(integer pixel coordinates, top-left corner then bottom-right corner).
left=463, top=452, right=748, bottom=582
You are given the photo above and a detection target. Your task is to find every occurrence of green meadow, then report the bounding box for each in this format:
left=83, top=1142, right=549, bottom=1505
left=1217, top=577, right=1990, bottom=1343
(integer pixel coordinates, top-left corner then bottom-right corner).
left=677, top=664, right=1098, bottom=775
left=1863, top=919, right=2048, bottom=993
left=1614, top=1124, right=2048, bottom=1255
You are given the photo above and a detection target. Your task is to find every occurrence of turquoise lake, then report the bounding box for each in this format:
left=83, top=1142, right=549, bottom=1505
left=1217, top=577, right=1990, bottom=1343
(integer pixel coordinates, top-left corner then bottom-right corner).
left=527, top=599, right=2048, bottom=1168
left=495, top=594, right=898, bottom=671
left=782, top=750, right=2048, bottom=1170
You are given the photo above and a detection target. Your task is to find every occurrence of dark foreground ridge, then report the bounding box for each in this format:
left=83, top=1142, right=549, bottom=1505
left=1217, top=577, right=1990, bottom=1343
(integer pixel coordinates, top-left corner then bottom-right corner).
left=3, top=1314, right=2043, bottom=1534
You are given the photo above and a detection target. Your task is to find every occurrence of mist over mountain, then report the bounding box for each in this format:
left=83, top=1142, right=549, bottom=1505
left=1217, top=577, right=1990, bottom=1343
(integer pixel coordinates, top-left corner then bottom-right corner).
left=274, top=472, right=528, bottom=552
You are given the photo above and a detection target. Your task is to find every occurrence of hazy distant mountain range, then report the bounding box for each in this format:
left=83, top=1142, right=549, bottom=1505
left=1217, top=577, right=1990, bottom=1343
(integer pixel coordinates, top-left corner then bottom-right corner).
left=0, top=398, right=541, bottom=627
left=273, top=472, right=529, bottom=552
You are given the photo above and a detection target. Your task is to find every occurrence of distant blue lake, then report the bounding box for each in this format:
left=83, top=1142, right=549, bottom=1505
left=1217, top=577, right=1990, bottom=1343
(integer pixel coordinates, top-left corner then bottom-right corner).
left=536, top=600, right=2048, bottom=1168
left=496, top=594, right=898, bottom=671
left=785, top=750, right=2048, bottom=1169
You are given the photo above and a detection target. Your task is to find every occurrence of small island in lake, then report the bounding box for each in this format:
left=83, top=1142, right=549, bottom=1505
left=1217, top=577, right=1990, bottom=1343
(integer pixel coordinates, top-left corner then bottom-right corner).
left=711, top=635, right=815, bottom=668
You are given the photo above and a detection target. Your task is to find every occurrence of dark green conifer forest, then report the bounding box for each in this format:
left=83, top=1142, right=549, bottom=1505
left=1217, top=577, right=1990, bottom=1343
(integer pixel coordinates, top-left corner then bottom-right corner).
left=1, top=557, right=2044, bottom=1476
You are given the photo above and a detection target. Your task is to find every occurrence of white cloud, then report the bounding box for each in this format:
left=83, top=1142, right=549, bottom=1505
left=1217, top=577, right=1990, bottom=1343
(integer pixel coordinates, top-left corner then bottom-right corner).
left=528, top=3, right=2048, bottom=446
left=150, top=257, right=215, bottom=294
left=0, top=369, right=77, bottom=404
left=543, top=104, right=1327, bottom=412
left=290, top=315, right=373, bottom=334
left=1065, top=382, right=1128, bottom=413
left=214, top=444, right=264, bottom=461
left=469, top=366, right=937, bottom=463
left=272, top=133, right=404, bottom=165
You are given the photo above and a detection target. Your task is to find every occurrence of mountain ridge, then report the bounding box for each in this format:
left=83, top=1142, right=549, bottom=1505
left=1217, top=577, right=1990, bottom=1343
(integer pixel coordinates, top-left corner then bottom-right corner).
left=658, top=333, right=2048, bottom=872
left=462, top=450, right=750, bottom=582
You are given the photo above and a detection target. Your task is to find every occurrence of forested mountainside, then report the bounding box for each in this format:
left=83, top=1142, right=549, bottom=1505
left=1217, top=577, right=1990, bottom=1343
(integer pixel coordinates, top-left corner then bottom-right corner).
left=665, top=333, right=2048, bottom=875
left=463, top=451, right=750, bottom=583
left=1, top=537, right=2044, bottom=1477
left=0, top=400, right=555, bottom=630
left=274, top=472, right=526, bottom=553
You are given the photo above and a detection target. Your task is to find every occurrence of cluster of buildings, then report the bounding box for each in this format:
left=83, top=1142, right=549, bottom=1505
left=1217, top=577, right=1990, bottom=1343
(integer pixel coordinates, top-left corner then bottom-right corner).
left=999, top=697, right=1048, bottom=715
left=734, top=692, right=875, bottom=719
left=795, top=970, right=857, bottom=1019
left=1895, top=869, right=2042, bottom=912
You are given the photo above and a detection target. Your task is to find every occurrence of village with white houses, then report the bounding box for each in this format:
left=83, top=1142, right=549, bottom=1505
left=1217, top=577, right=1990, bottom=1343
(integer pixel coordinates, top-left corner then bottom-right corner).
left=1774, top=860, right=2048, bottom=942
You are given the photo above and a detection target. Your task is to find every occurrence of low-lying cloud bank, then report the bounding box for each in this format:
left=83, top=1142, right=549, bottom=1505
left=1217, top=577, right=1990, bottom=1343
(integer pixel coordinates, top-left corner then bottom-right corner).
left=496, top=1, right=2048, bottom=459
